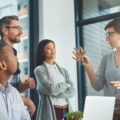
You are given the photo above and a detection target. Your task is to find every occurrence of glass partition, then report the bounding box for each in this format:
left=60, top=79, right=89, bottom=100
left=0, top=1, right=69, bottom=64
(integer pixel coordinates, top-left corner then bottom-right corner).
left=83, top=0, right=120, bottom=19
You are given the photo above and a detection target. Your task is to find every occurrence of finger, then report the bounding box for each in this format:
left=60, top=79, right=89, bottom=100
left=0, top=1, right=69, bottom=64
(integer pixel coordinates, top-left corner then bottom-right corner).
left=25, top=79, right=29, bottom=82
left=30, top=86, right=35, bottom=89
left=30, top=111, right=34, bottom=117
left=117, top=86, right=120, bottom=89
left=29, top=111, right=32, bottom=117
left=28, top=79, right=35, bottom=83
left=109, top=83, right=114, bottom=85
left=29, top=81, right=35, bottom=86
left=110, top=81, right=120, bottom=87
left=112, top=84, right=120, bottom=88
left=29, top=82, right=35, bottom=86
left=110, top=81, right=117, bottom=84
left=113, top=84, right=119, bottom=87
left=73, top=48, right=81, bottom=56
left=80, top=47, right=84, bottom=55
left=30, top=82, right=35, bottom=86
left=29, top=80, right=35, bottom=84
left=29, top=85, right=35, bottom=89
left=28, top=78, right=34, bottom=81
left=29, top=83, right=35, bottom=88
left=73, top=51, right=79, bottom=58
left=72, top=57, right=81, bottom=62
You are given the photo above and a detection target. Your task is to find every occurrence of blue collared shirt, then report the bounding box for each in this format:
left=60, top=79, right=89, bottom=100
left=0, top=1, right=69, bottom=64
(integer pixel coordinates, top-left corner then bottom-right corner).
left=0, top=83, right=31, bottom=120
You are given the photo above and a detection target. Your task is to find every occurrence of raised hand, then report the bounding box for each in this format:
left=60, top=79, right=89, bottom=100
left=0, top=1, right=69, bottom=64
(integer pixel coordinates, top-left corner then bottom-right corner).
left=72, top=47, right=90, bottom=67
left=72, top=47, right=84, bottom=63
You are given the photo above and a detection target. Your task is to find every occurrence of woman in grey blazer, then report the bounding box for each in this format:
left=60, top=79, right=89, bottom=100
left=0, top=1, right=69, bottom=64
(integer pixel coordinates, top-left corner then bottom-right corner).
left=34, top=39, right=75, bottom=120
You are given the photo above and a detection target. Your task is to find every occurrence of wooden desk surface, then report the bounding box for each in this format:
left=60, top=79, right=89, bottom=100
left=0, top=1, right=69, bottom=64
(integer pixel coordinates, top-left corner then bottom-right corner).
left=113, top=99, right=120, bottom=120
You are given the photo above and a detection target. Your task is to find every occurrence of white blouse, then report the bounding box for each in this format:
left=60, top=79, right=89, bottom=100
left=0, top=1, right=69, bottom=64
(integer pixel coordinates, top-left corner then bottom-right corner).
left=44, top=61, right=67, bottom=106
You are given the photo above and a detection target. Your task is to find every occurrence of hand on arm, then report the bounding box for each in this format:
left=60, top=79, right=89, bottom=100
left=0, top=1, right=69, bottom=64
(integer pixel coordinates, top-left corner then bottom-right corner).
left=35, top=68, right=72, bottom=96
left=37, top=79, right=72, bottom=96
left=57, top=88, right=74, bottom=99
left=22, top=96, right=36, bottom=117
left=46, top=78, right=52, bottom=83
left=18, top=78, right=36, bottom=93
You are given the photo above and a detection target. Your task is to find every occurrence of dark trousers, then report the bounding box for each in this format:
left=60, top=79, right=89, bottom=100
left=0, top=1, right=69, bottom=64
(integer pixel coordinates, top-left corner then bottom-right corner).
left=54, top=106, right=68, bottom=120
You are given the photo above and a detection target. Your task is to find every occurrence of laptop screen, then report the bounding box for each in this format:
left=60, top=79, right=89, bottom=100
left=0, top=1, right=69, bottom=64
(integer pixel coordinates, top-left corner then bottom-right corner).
left=83, top=96, right=115, bottom=120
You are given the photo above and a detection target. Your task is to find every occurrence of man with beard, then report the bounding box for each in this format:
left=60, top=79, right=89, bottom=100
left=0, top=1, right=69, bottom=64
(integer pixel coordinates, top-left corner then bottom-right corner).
left=0, top=15, right=36, bottom=117
left=0, top=43, right=31, bottom=120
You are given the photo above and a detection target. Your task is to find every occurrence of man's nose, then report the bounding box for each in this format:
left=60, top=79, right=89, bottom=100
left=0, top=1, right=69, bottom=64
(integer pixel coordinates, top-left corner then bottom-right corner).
left=105, top=37, right=109, bottom=41
left=16, top=56, right=18, bottom=61
left=19, top=29, right=23, bottom=34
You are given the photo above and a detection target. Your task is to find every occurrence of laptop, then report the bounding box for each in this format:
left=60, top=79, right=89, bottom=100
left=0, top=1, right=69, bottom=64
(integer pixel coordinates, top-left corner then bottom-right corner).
left=83, top=96, right=116, bottom=120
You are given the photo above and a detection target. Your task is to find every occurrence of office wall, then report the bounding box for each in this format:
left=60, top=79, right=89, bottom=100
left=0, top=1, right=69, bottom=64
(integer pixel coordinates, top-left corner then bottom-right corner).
left=39, top=0, right=78, bottom=110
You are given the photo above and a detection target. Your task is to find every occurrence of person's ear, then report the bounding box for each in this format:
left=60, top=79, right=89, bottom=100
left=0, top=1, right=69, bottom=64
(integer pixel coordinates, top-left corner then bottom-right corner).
left=2, top=27, right=8, bottom=36
left=0, top=61, right=7, bottom=70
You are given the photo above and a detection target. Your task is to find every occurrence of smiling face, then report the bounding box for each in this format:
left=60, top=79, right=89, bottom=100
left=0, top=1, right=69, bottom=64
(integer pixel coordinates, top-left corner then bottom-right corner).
left=105, top=27, right=120, bottom=49
left=3, top=20, right=22, bottom=44
left=43, top=42, right=56, bottom=60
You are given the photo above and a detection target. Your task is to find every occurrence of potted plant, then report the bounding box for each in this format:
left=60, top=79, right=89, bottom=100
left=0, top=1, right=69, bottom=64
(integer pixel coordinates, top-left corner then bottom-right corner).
left=65, top=111, right=83, bottom=120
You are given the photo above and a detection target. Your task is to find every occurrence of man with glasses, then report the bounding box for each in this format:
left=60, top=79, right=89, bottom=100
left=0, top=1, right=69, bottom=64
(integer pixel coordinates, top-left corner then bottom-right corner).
left=73, top=18, right=120, bottom=98
left=0, top=15, right=36, bottom=117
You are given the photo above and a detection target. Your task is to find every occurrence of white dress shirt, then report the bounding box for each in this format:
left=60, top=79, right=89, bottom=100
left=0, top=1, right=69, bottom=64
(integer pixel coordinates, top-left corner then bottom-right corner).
left=44, top=61, right=67, bottom=106
left=0, top=83, right=31, bottom=120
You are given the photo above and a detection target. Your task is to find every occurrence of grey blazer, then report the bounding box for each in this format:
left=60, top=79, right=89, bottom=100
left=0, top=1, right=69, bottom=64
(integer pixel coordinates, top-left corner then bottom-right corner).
left=34, top=62, right=75, bottom=120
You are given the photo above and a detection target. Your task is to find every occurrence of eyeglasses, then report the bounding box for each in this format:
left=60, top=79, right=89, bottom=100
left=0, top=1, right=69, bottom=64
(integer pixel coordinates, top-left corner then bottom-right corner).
left=5, top=26, right=22, bottom=31
left=105, top=32, right=116, bottom=38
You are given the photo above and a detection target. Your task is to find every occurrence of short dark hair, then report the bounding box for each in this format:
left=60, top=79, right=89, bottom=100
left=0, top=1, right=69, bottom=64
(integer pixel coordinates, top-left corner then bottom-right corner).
left=0, top=43, right=8, bottom=60
left=0, top=15, right=19, bottom=38
left=36, top=39, right=55, bottom=66
left=105, top=18, right=120, bottom=33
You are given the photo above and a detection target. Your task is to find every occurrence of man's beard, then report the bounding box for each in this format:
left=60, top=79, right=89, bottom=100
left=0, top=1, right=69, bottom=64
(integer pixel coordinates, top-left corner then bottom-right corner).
left=13, top=39, right=20, bottom=43
left=10, top=37, right=20, bottom=44
left=14, top=62, right=21, bottom=75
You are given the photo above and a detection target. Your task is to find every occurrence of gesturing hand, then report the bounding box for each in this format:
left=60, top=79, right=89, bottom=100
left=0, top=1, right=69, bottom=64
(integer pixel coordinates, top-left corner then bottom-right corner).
left=72, top=47, right=84, bottom=63
left=72, top=47, right=90, bottom=67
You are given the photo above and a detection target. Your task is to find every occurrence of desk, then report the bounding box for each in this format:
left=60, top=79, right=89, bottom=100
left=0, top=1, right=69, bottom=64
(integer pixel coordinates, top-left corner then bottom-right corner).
left=113, top=99, right=120, bottom=120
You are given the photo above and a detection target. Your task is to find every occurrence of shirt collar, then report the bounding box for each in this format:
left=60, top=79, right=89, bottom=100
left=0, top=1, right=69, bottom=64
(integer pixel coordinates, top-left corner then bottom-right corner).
left=0, top=83, right=12, bottom=93
left=0, top=39, right=11, bottom=47
left=44, top=61, right=56, bottom=66
left=0, top=39, right=17, bottom=55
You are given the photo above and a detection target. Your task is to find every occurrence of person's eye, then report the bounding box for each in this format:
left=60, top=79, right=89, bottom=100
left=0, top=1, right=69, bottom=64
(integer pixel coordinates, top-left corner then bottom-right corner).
left=47, top=47, right=51, bottom=50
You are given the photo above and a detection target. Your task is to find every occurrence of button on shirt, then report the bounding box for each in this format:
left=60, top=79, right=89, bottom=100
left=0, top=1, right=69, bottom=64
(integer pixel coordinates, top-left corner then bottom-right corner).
left=0, top=83, right=31, bottom=120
